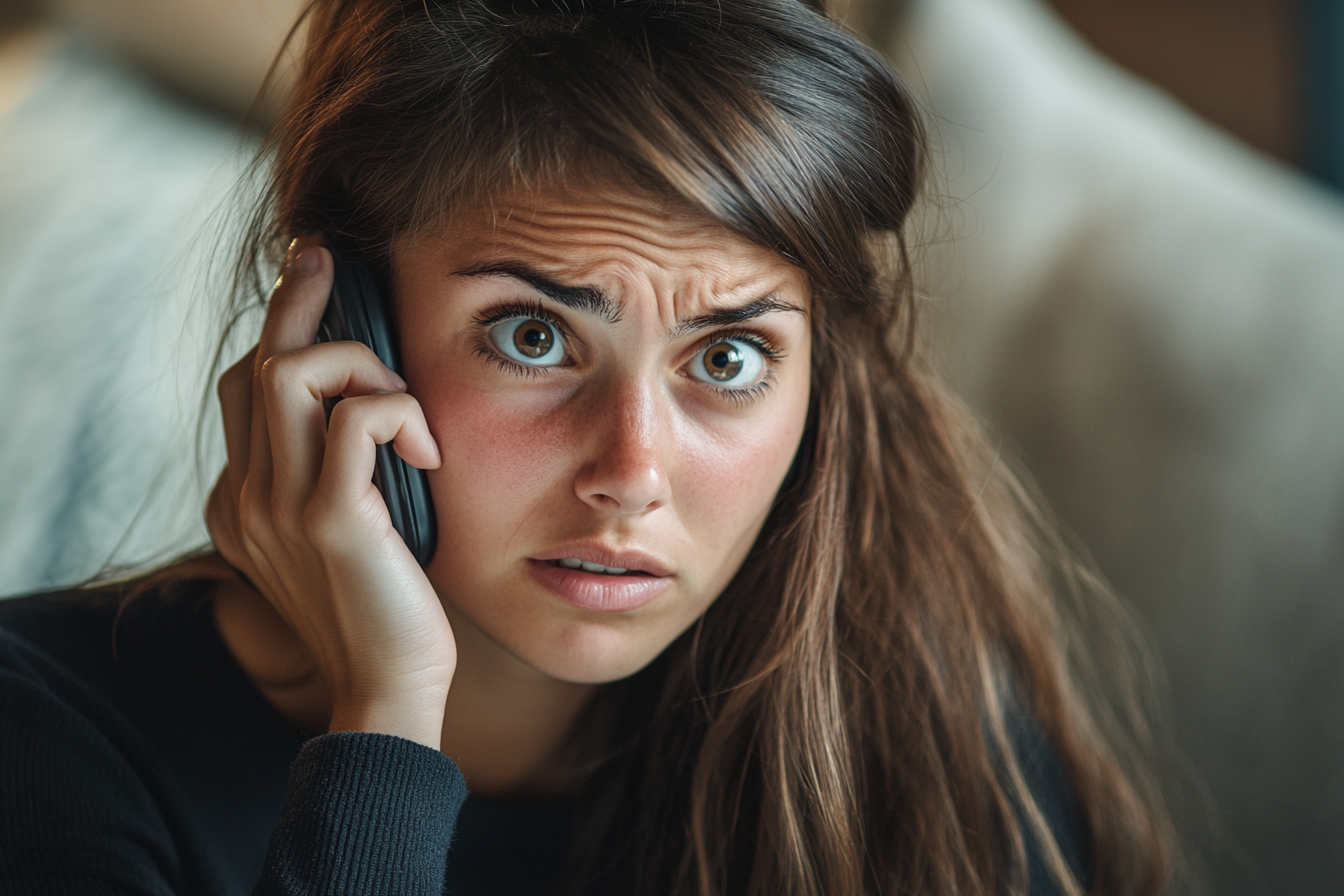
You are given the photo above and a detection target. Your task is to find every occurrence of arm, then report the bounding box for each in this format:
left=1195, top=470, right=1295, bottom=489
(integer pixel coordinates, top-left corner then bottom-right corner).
left=0, top=645, right=465, bottom=896
left=254, top=732, right=465, bottom=896
left=206, top=239, right=459, bottom=892
left=206, top=237, right=453, bottom=750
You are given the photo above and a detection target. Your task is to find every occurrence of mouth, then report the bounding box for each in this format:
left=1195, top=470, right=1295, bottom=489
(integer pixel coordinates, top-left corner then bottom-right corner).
left=532, top=545, right=674, bottom=579
left=545, top=558, right=652, bottom=577
left=528, top=546, right=673, bottom=612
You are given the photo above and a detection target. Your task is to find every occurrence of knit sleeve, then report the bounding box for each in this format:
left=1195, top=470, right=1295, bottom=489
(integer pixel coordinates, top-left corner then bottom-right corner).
left=253, top=732, right=467, bottom=896
left=1009, top=709, right=1091, bottom=896
left=0, top=625, right=468, bottom=896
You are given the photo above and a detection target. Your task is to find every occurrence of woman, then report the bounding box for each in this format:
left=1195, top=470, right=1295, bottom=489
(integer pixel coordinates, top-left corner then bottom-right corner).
left=0, top=0, right=1172, bottom=894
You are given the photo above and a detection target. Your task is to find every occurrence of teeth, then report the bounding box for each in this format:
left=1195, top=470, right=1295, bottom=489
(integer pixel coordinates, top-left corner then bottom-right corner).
left=556, top=558, right=628, bottom=575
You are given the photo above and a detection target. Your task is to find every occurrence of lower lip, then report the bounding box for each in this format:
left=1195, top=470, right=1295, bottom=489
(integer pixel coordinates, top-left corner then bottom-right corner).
left=527, top=560, right=671, bottom=612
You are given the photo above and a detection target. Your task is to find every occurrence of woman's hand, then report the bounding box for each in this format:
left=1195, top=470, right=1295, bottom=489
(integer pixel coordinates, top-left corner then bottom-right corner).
left=206, top=236, right=453, bottom=750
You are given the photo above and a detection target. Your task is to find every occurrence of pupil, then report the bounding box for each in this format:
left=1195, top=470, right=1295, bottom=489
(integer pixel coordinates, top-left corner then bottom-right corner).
left=706, top=343, right=743, bottom=381
left=514, top=320, right=552, bottom=358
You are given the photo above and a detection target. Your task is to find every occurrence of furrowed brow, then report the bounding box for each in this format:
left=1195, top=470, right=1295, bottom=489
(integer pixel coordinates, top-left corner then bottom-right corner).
left=454, top=262, right=621, bottom=323
left=670, top=296, right=807, bottom=338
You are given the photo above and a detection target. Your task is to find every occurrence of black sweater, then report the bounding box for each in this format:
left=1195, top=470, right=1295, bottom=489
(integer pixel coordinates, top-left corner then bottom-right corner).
left=0, top=583, right=1084, bottom=895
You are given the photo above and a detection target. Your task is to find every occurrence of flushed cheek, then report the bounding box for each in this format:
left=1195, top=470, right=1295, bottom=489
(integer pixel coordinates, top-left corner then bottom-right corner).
left=676, top=424, right=798, bottom=560
left=423, top=387, right=575, bottom=542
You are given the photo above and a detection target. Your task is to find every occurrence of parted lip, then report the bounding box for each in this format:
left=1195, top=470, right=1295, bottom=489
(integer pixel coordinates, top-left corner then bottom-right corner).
left=531, top=543, right=674, bottom=577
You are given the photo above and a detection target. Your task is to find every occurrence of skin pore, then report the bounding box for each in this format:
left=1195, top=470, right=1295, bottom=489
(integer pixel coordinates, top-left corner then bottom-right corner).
left=214, top=185, right=811, bottom=798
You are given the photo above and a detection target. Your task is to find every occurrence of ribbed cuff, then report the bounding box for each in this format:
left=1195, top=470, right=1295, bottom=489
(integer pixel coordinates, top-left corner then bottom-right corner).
left=255, top=732, right=467, bottom=896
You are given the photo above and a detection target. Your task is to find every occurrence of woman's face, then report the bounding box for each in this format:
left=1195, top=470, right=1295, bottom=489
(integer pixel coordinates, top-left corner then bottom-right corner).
left=393, top=186, right=811, bottom=685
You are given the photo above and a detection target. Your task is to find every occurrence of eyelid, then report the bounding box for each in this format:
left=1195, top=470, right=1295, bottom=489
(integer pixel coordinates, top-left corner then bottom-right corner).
left=470, top=303, right=786, bottom=399
left=473, top=298, right=586, bottom=352
left=693, top=327, right=784, bottom=361
left=472, top=299, right=577, bottom=375
left=683, top=332, right=780, bottom=404
left=472, top=299, right=571, bottom=336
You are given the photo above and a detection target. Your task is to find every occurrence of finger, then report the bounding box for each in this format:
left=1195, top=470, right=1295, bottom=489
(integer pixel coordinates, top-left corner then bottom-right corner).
left=261, top=341, right=410, bottom=508
left=259, top=236, right=334, bottom=363
left=212, top=348, right=257, bottom=571
left=249, top=237, right=333, bottom=499
left=217, top=346, right=257, bottom=496
left=313, top=392, right=441, bottom=514
left=206, top=468, right=269, bottom=595
left=205, top=469, right=248, bottom=573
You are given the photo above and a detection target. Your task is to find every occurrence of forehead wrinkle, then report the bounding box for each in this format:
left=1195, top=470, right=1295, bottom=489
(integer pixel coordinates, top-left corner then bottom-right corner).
left=443, top=193, right=808, bottom=336
left=452, top=239, right=805, bottom=337
left=496, top=198, right=721, bottom=256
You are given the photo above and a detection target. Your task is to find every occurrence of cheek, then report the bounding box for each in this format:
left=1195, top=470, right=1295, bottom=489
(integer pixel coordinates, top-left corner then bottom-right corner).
left=423, top=386, right=573, bottom=525
left=675, top=407, right=805, bottom=557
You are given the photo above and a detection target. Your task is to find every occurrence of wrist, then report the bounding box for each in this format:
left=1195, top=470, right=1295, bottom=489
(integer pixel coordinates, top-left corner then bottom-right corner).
left=328, top=691, right=449, bottom=751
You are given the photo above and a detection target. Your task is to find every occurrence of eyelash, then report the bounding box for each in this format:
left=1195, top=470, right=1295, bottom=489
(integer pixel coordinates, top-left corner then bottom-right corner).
left=690, top=328, right=782, bottom=405
left=469, top=301, right=784, bottom=403
left=469, top=300, right=573, bottom=378
left=471, top=299, right=565, bottom=330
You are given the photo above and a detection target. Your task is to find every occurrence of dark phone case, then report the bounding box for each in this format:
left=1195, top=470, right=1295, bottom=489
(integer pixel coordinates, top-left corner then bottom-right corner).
left=316, top=238, right=437, bottom=567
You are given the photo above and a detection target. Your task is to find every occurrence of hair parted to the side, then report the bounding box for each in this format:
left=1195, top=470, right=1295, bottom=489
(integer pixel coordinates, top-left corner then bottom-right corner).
left=229, top=1, right=1176, bottom=893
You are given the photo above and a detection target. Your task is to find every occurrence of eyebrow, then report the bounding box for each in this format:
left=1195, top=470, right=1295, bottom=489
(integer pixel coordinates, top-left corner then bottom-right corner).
left=668, top=297, right=807, bottom=339
left=454, top=262, right=621, bottom=323
left=453, top=261, right=807, bottom=334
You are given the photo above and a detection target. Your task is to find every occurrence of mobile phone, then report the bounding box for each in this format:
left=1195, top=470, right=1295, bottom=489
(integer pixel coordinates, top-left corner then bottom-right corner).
left=316, top=237, right=437, bottom=566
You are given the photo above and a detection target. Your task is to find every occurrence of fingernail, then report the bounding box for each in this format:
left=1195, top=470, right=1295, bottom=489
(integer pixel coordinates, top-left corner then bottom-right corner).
left=282, top=238, right=320, bottom=278
left=290, top=247, right=320, bottom=277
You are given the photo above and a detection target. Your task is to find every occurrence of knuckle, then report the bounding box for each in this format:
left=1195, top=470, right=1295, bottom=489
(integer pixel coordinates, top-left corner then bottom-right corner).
left=352, top=341, right=383, bottom=366
left=204, top=489, right=235, bottom=542
left=385, top=390, right=415, bottom=410
left=236, top=486, right=271, bottom=537
left=258, top=353, right=288, bottom=389
left=218, top=356, right=251, bottom=399
left=258, top=351, right=308, bottom=399
left=326, top=394, right=373, bottom=431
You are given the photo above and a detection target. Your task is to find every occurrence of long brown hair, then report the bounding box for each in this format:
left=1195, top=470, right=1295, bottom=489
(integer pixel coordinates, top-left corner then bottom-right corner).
left=229, top=1, right=1175, bottom=893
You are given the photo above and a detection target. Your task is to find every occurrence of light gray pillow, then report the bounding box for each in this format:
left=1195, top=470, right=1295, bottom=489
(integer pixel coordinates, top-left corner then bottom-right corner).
left=0, top=35, right=247, bottom=596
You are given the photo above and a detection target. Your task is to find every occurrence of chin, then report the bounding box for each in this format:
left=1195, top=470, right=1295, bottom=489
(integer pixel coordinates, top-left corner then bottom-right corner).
left=517, top=616, right=676, bottom=685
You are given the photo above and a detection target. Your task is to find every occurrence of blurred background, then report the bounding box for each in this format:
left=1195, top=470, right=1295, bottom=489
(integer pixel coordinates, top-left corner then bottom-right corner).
left=1047, top=0, right=1344, bottom=189
left=1, top=0, right=1342, bottom=893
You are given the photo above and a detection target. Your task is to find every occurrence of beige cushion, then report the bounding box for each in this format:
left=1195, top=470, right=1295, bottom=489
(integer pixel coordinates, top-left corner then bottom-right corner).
left=885, top=0, right=1344, bottom=890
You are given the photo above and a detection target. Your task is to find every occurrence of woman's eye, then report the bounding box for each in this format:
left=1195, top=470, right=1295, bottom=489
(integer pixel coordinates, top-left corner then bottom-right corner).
left=489, top=317, right=565, bottom=367
left=689, top=338, right=765, bottom=388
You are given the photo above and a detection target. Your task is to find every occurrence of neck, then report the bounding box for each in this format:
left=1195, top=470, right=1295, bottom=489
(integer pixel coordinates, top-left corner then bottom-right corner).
left=440, top=605, right=596, bottom=799
left=212, top=563, right=595, bottom=800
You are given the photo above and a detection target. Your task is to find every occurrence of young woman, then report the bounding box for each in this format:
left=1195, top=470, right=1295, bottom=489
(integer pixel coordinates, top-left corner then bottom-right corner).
left=0, top=1, right=1173, bottom=894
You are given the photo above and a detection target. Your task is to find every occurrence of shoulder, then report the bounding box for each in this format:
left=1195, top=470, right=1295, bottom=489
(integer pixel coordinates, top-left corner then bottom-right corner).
left=0, top=579, right=219, bottom=707
left=0, top=577, right=311, bottom=892
left=0, top=589, right=193, bottom=892
left=0, top=587, right=125, bottom=683
left=1003, top=700, right=1091, bottom=896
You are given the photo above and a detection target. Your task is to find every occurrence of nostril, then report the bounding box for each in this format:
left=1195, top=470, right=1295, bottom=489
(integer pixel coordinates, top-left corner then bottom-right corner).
left=572, top=410, right=672, bottom=514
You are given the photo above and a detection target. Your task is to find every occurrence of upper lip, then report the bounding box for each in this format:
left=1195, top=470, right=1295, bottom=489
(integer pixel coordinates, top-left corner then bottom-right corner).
left=532, top=543, right=674, bottom=577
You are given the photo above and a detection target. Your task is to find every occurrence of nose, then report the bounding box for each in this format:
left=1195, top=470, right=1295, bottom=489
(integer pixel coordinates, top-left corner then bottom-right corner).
left=573, top=378, right=672, bottom=515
